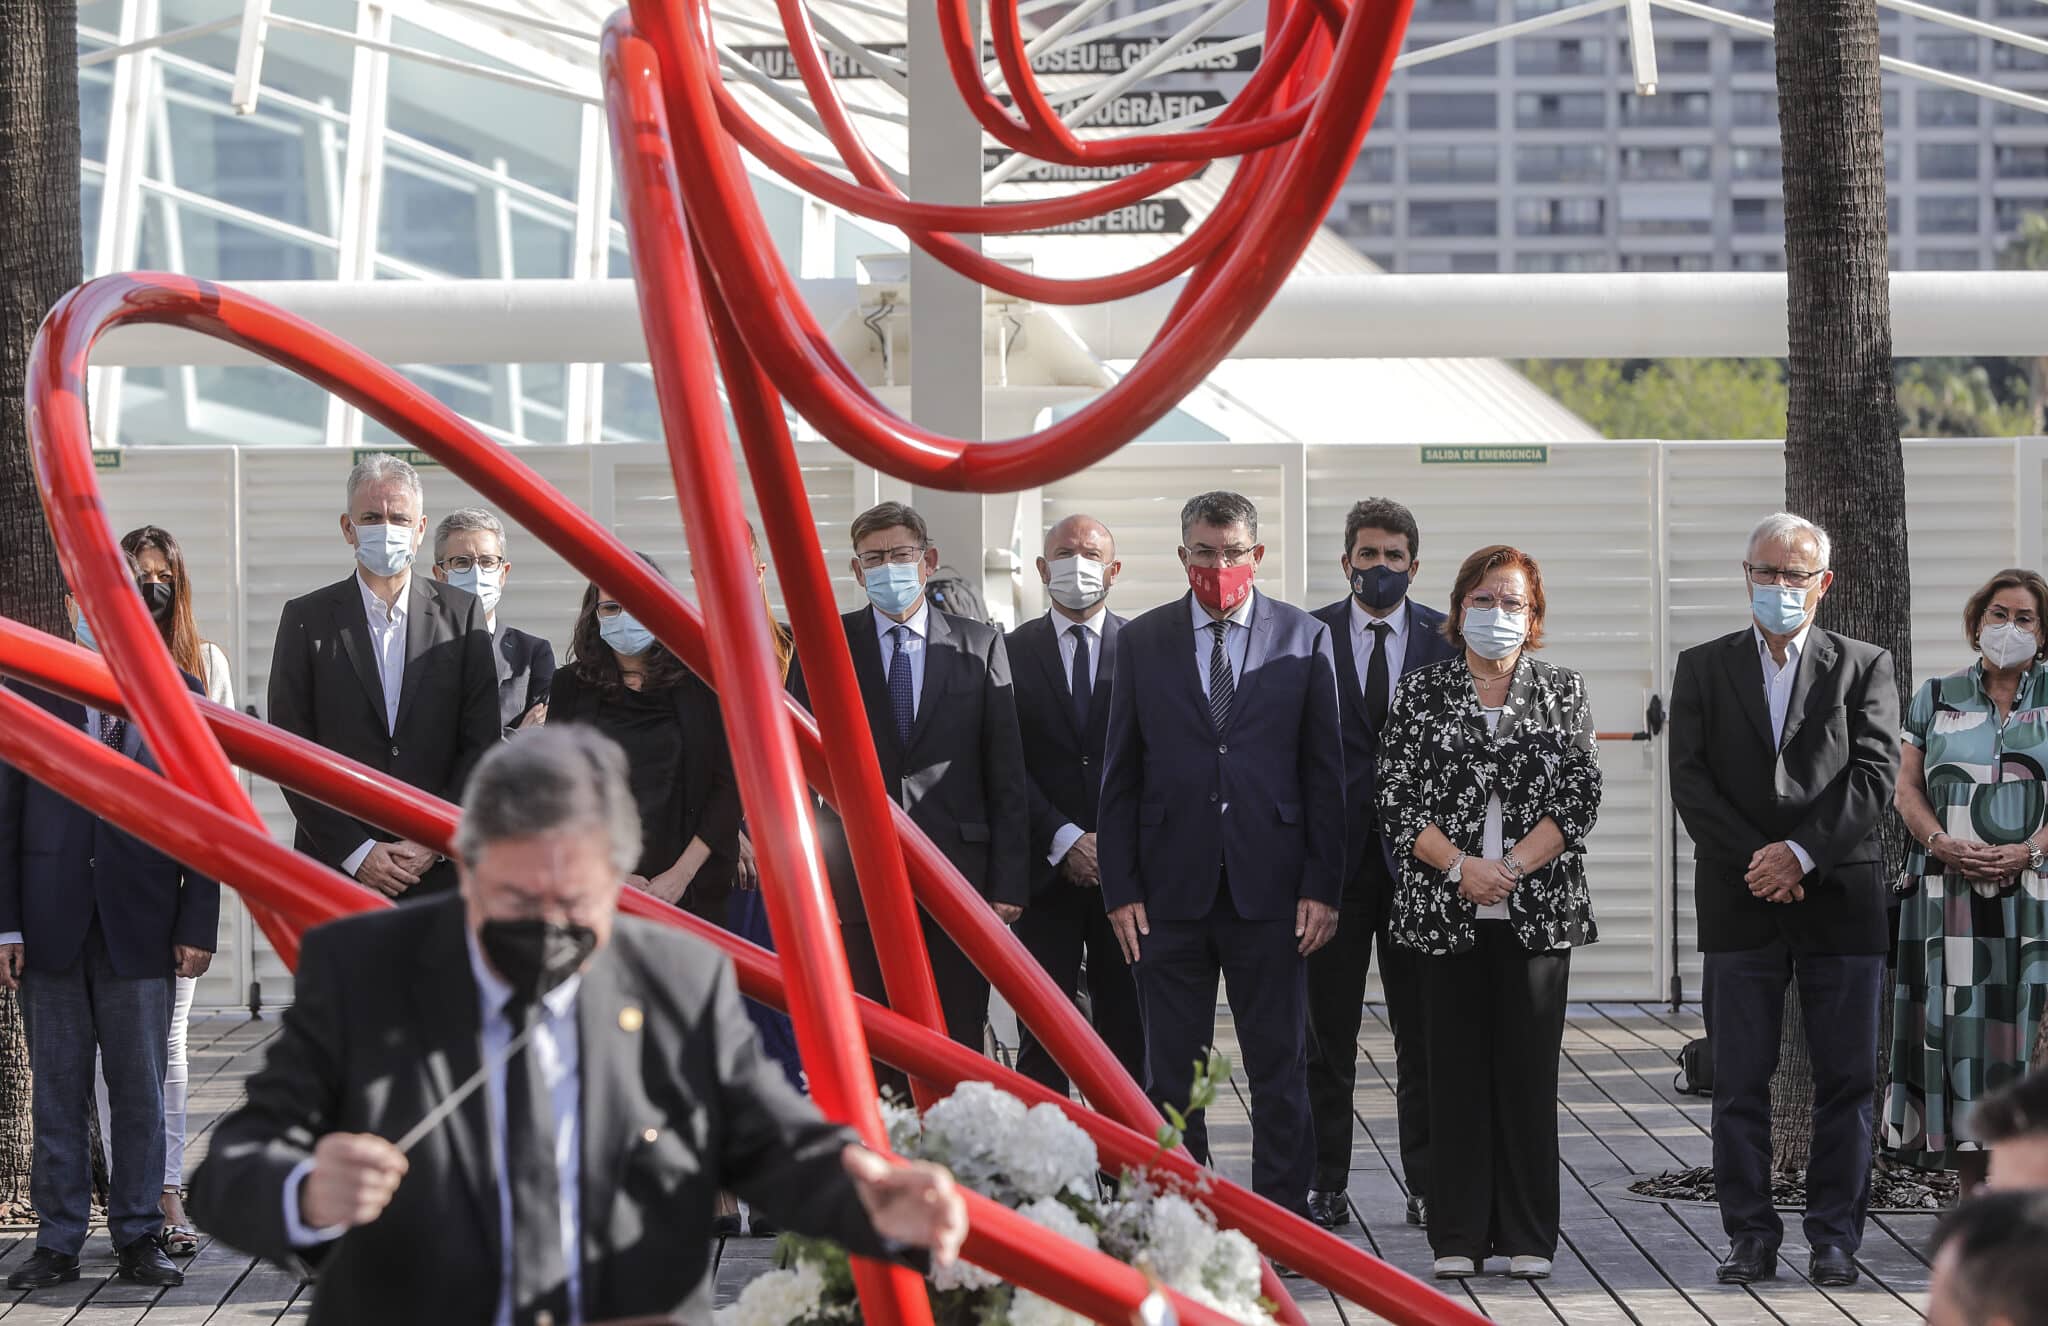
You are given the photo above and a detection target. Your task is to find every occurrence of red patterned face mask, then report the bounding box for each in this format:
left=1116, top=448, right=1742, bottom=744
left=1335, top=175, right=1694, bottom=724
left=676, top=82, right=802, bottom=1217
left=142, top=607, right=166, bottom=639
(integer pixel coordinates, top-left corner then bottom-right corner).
left=1187, top=561, right=1255, bottom=614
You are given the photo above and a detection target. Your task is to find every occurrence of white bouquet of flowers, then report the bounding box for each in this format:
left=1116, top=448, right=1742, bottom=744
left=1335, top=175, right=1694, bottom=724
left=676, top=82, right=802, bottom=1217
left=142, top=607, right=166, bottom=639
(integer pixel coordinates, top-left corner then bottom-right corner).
left=719, top=1057, right=1279, bottom=1326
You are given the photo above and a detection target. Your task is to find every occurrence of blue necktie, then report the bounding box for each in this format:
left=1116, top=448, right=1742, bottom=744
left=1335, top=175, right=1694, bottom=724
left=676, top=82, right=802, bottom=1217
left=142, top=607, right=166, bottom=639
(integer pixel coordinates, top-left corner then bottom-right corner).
left=1070, top=624, right=1093, bottom=729
left=888, top=625, right=915, bottom=747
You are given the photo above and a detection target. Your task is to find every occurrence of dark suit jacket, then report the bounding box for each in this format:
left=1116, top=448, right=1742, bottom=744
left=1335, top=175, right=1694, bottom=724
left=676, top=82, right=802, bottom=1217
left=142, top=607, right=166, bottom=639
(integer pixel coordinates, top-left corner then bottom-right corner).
left=496, top=625, right=556, bottom=736
left=1098, top=590, right=1346, bottom=923
left=1009, top=609, right=1122, bottom=898
left=1669, top=626, right=1901, bottom=954
left=798, top=606, right=1031, bottom=915
left=1310, top=596, right=1458, bottom=888
left=188, top=897, right=909, bottom=1325
left=267, top=573, right=500, bottom=870
left=0, top=678, right=220, bottom=977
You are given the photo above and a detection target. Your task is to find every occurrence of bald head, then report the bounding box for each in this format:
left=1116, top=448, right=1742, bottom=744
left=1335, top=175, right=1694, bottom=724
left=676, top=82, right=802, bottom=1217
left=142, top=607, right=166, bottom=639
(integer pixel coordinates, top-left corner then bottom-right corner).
left=1045, top=513, right=1115, bottom=562
left=1039, top=514, right=1120, bottom=619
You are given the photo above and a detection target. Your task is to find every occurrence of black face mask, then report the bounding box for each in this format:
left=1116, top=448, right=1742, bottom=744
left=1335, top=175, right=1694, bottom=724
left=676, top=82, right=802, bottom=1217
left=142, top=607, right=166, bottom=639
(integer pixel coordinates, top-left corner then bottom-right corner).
left=141, top=581, right=175, bottom=624
left=1350, top=564, right=1412, bottom=613
left=477, top=919, right=598, bottom=1002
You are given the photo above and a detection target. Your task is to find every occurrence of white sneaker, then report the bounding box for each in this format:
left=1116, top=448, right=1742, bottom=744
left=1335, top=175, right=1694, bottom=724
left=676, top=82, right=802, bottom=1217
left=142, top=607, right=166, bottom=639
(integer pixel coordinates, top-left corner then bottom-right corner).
left=1434, top=1257, right=1478, bottom=1279
left=1509, top=1257, right=1553, bottom=1280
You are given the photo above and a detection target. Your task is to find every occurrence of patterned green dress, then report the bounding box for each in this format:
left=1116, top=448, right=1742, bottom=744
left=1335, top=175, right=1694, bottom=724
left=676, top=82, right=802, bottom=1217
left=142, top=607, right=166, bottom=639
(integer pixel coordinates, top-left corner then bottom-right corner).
left=1883, top=663, right=2048, bottom=1170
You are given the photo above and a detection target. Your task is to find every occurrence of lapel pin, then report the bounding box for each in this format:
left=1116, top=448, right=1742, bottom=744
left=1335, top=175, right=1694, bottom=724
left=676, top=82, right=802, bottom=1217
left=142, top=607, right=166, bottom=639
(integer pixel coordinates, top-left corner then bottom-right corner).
left=619, top=1005, right=644, bottom=1033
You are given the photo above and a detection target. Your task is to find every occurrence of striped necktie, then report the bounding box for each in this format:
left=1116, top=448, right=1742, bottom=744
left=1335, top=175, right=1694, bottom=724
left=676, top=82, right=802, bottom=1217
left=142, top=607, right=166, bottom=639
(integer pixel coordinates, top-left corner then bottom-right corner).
left=1207, top=620, right=1234, bottom=733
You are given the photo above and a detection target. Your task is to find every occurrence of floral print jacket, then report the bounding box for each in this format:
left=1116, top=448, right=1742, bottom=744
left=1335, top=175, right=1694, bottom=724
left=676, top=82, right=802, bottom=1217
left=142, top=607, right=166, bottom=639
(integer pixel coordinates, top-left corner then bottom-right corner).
left=1376, top=655, right=1604, bottom=956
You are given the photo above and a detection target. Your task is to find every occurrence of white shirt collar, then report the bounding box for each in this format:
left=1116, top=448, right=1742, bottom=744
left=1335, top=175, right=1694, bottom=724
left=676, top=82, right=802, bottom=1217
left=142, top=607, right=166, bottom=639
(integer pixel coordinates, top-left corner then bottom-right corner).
left=1190, top=586, right=1257, bottom=634
left=358, top=569, right=411, bottom=622
left=1754, top=622, right=1813, bottom=671
left=1350, top=596, right=1407, bottom=641
left=1051, top=608, right=1104, bottom=639
left=463, top=924, right=584, bottom=1024
left=872, top=598, right=930, bottom=642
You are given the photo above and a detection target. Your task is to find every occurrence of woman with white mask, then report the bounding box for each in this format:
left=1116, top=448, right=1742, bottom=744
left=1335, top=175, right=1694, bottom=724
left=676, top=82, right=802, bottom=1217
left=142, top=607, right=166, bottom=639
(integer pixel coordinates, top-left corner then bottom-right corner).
left=1375, top=545, right=1602, bottom=1282
left=1886, top=568, right=2048, bottom=1194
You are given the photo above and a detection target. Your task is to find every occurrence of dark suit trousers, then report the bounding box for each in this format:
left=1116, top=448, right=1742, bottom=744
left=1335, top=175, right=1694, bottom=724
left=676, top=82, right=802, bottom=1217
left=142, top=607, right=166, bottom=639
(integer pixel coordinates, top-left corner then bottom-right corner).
left=842, top=911, right=990, bottom=1096
left=1421, top=922, right=1571, bottom=1261
left=20, top=921, right=171, bottom=1256
left=1306, top=844, right=1430, bottom=1194
left=1704, top=940, right=1883, bottom=1252
left=1012, top=882, right=1144, bottom=1097
left=1139, top=885, right=1313, bottom=1217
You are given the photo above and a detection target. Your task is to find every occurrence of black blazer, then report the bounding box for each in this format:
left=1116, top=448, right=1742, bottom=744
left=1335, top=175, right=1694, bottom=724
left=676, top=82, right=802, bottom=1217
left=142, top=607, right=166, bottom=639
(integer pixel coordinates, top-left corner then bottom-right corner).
left=1008, top=609, right=1123, bottom=898
left=188, top=897, right=907, bottom=1324
left=1311, top=596, right=1459, bottom=889
left=1669, top=626, right=1901, bottom=955
left=1098, top=591, right=1347, bottom=923
left=0, top=678, right=220, bottom=977
left=496, top=625, right=556, bottom=736
left=799, top=606, right=1031, bottom=914
left=266, top=574, right=501, bottom=870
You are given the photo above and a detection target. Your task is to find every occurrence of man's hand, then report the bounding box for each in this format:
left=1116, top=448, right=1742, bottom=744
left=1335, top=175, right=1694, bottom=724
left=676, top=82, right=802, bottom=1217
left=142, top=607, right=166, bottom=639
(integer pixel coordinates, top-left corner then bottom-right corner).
left=842, top=1145, right=967, bottom=1267
left=1109, top=902, right=1148, bottom=965
left=1059, top=833, right=1101, bottom=887
left=0, top=943, right=22, bottom=991
left=1296, top=898, right=1338, bottom=956
left=355, top=842, right=422, bottom=897
left=734, top=834, right=760, bottom=891
left=1745, top=842, right=1807, bottom=903
left=1457, top=858, right=1516, bottom=908
left=301, top=1132, right=409, bottom=1231
left=993, top=902, right=1024, bottom=925
left=515, top=701, right=548, bottom=730
left=173, top=945, right=212, bottom=979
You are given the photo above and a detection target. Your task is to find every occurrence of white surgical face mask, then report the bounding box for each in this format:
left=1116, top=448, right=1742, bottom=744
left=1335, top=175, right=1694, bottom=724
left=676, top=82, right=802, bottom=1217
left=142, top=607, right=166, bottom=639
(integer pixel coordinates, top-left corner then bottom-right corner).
left=446, top=564, right=503, bottom=616
left=1981, top=620, right=2039, bottom=670
left=351, top=520, right=417, bottom=578
left=1046, top=556, right=1109, bottom=612
left=1462, top=606, right=1528, bottom=661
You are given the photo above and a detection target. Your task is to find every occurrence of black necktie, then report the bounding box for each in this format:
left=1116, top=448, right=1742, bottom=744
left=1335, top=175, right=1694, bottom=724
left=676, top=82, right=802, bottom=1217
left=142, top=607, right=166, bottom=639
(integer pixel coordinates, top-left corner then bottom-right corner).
left=504, top=998, right=570, bottom=1326
left=1208, top=620, right=1234, bottom=732
left=98, top=711, right=127, bottom=751
left=887, top=626, right=915, bottom=747
left=1365, top=620, right=1392, bottom=727
left=1070, top=624, right=1093, bottom=729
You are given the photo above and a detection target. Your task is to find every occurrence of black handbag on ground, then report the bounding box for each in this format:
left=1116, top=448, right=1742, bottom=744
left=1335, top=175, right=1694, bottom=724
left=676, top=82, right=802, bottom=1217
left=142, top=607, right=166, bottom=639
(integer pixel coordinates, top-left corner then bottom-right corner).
left=1674, top=1036, right=1713, bottom=1097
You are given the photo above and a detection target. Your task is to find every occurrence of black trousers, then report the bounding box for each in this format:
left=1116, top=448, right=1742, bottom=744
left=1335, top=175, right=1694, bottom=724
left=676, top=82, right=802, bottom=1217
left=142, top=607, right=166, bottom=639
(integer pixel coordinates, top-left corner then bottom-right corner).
left=1421, top=922, right=1571, bottom=1261
left=843, top=912, right=990, bottom=1097
left=1305, top=845, right=1430, bottom=1195
left=1139, top=889, right=1313, bottom=1216
left=1704, top=940, right=1883, bottom=1253
left=1013, top=882, right=1145, bottom=1097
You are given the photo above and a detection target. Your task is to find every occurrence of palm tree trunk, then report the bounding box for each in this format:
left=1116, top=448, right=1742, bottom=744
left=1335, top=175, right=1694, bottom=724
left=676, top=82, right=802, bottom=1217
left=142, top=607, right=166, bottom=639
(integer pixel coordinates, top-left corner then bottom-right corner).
left=1, top=0, right=85, bottom=1218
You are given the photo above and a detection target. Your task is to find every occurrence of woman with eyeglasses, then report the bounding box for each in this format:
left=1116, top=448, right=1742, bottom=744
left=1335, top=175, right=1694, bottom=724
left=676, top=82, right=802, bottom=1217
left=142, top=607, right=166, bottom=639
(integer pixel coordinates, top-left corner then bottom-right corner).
left=1376, top=544, right=1602, bottom=1282
left=1885, top=568, right=2048, bottom=1193
left=431, top=508, right=554, bottom=735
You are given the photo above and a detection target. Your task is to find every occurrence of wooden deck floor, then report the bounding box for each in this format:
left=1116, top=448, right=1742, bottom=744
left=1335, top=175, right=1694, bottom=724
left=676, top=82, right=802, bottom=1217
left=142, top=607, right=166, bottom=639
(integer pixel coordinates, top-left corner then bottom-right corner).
left=0, top=1002, right=1934, bottom=1324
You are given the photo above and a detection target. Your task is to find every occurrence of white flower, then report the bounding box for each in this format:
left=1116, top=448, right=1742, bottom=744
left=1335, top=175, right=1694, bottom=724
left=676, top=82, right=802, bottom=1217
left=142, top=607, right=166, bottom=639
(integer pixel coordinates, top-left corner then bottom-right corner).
left=1010, top=1289, right=1094, bottom=1326
left=1016, top=1196, right=1100, bottom=1252
left=715, top=1260, right=827, bottom=1326
left=930, top=1255, right=1004, bottom=1293
left=1202, top=1228, right=1263, bottom=1304
left=1136, top=1193, right=1217, bottom=1290
left=880, top=1095, right=922, bottom=1156
left=998, top=1104, right=1100, bottom=1198
left=921, top=1082, right=1028, bottom=1183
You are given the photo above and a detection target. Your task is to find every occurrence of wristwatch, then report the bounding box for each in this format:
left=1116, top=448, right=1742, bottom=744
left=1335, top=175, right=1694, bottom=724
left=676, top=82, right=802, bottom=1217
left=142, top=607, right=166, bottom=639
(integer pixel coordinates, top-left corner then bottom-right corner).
left=2029, top=840, right=2045, bottom=872
left=1446, top=851, right=1465, bottom=884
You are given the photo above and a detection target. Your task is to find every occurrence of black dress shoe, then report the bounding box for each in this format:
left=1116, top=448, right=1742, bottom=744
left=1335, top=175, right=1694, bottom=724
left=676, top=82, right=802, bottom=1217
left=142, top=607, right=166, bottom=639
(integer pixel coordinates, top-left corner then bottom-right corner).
left=1271, top=1262, right=1305, bottom=1279
left=1716, top=1240, right=1778, bottom=1284
left=713, top=1212, right=743, bottom=1238
left=6, top=1248, right=80, bottom=1290
left=117, top=1235, right=185, bottom=1288
left=1406, top=1195, right=1428, bottom=1228
left=1306, top=1190, right=1351, bottom=1229
left=1809, top=1246, right=1858, bottom=1287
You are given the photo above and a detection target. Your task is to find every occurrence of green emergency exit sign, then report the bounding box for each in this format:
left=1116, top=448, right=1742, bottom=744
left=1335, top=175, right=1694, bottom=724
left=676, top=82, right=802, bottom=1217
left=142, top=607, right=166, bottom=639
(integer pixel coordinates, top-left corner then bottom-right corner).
left=1420, top=445, right=1549, bottom=465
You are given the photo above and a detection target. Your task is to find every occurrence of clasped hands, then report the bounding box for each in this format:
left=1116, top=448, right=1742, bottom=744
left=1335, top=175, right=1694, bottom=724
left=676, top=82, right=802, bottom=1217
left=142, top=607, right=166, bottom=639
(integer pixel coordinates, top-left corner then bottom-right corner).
left=1745, top=841, right=1806, bottom=904
left=355, top=840, right=439, bottom=897
left=1928, top=833, right=2030, bottom=887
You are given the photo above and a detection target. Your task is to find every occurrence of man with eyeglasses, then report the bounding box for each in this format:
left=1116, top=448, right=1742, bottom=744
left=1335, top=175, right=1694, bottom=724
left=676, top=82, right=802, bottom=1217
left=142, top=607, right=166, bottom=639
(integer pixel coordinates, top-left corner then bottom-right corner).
left=1669, top=511, right=1900, bottom=1290
left=1098, top=490, right=1345, bottom=1229
left=799, top=501, right=1029, bottom=1058
left=268, top=454, right=500, bottom=901
left=431, top=508, right=555, bottom=737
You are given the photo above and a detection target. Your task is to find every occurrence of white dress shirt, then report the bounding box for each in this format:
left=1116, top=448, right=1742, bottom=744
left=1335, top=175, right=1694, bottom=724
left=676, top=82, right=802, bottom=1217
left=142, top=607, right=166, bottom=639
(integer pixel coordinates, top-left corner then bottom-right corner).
left=1756, top=624, right=1818, bottom=875
left=1191, top=587, right=1257, bottom=699
left=342, top=572, right=412, bottom=878
left=872, top=600, right=931, bottom=721
left=1349, top=596, right=1409, bottom=697
left=1047, top=610, right=1106, bottom=866
left=283, top=932, right=585, bottom=1326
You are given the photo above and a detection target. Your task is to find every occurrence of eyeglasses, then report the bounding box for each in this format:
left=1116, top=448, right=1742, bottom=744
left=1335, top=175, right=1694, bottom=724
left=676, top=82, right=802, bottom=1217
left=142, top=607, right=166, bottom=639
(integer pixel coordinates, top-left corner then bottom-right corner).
left=1464, top=592, right=1529, bottom=614
left=1984, top=604, right=2041, bottom=629
left=1745, top=563, right=1826, bottom=589
left=1185, top=545, right=1257, bottom=567
left=437, top=555, right=505, bottom=573
left=594, top=600, right=626, bottom=619
left=857, top=544, right=927, bottom=569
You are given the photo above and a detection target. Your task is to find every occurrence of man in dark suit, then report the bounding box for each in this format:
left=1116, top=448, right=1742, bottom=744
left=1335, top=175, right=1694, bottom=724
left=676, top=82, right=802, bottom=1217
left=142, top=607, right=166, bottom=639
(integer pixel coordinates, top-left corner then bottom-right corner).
left=1007, top=513, right=1142, bottom=1096
left=800, top=501, right=1029, bottom=1054
left=432, top=507, right=555, bottom=736
left=1669, top=511, right=1901, bottom=1290
left=1, top=561, right=217, bottom=1293
left=1304, top=498, right=1457, bottom=1231
left=188, top=726, right=967, bottom=1325
left=269, top=454, right=500, bottom=900
left=1099, top=490, right=1345, bottom=1219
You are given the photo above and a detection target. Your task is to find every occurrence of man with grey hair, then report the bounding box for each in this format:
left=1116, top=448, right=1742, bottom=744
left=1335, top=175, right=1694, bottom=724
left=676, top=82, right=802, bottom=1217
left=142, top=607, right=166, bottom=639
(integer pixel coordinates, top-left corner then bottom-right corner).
left=1669, top=511, right=1900, bottom=1289
left=190, top=726, right=969, bottom=1324
left=268, top=454, right=499, bottom=900
left=431, top=507, right=555, bottom=736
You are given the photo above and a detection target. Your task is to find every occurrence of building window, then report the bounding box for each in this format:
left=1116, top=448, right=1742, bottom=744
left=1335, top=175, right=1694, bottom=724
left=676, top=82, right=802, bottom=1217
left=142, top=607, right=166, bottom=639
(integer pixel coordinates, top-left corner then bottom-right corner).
left=1514, top=37, right=1604, bottom=75
left=1410, top=198, right=1500, bottom=237
left=1511, top=0, right=1571, bottom=16
left=1618, top=38, right=1710, bottom=73
left=1731, top=251, right=1786, bottom=271
left=1884, top=90, right=1901, bottom=127
left=1998, top=145, right=2048, bottom=178
left=1887, top=140, right=1903, bottom=179
left=1731, top=197, right=1785, bottom=235
left=1730, top=40, right=1774, bottom=73
left=1914, top=34, right=1979, bottom=71
left=1620, top=90, right=1712, bottom=127
left=1998, top=99, right=2048, bottom=126
left=1409, top=143, right=1499, bottom=183
left=1516, top=197, right=1606, bottom=237
left=1889, top=196, right=1901, bottom=235
left=1515, top=252, right=1612, bottom=272
left=1731, top=91, right=1778, bottom=126
left=1343, top=201, right=1396, bottom=238
left=1621, top=252, right=1712, bottom=272
left=1918, top=89, right=1981, bottom=126
left=1406, top=42, right=1499, bottom=75
left=1995, top=43, right=2048, bottom=70
left=1996, top=198, right=2048, bottom=231
left=1918, top=195, right=1981, bottom=234
left=1731, top=146, right=1782, bottom=180
left=1620, top=146, right=1712, bottom=181
left=1411, top=0, right=1495, bottom=21
left=1515, top=143, right=1607, bottom=183
left=1450, top=252, right=1500, bottom=273
left=1516, top=91, right=1606, bottom=129
left=1918, top=142, right=1979, bottom=180
left=1918, top=248, right=1983, bottom=269
left=1352, top=147, right=1395, bottom=184
left=1408, top=91, right=1498, bottom=130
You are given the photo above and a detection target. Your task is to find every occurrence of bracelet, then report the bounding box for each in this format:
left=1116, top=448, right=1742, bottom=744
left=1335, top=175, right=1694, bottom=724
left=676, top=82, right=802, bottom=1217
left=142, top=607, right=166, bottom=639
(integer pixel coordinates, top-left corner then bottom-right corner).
left=1503, top=850, right=1526, bottom=880
left=1926, top=831, right=1948, bottom=850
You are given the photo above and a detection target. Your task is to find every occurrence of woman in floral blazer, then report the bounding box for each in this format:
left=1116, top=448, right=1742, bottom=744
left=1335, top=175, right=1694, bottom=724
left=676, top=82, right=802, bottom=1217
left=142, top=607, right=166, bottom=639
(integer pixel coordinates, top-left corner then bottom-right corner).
left=1375, top=544, right=1603, bottom=1282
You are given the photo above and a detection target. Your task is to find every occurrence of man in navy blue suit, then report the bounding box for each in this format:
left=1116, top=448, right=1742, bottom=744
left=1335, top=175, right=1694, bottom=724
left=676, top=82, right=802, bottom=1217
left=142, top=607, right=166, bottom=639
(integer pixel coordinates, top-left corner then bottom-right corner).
left=1, top=557, right=217, bottom=1293
left=1099, top=490, right=1346, bottom=1221
left=1305, top=498, right=1457, bottom=1231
